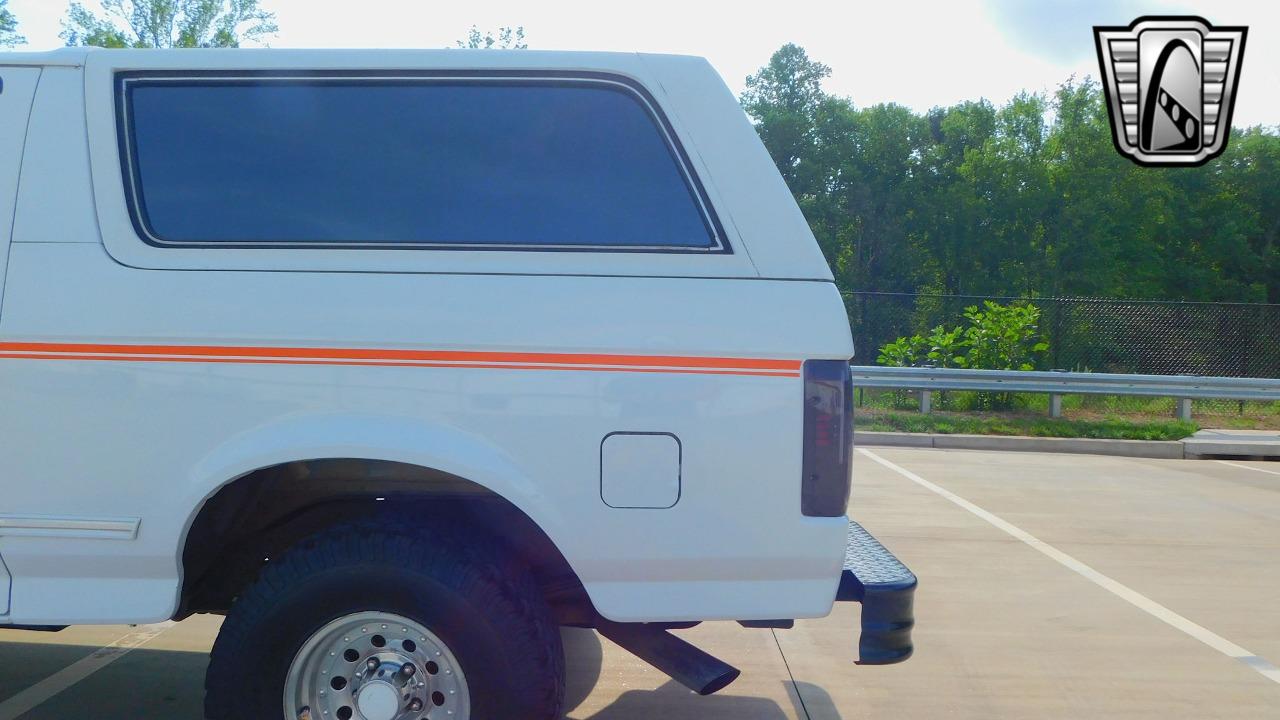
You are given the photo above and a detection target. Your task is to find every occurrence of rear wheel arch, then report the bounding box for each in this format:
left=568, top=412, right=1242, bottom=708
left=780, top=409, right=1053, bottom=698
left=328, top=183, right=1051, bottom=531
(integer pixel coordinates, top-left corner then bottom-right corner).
left=177, top=457, right=594, bottom=624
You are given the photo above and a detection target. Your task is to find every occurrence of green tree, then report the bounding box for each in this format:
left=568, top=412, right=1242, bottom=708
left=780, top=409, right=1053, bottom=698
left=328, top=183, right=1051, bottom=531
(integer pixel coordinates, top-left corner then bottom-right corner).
left=456, top=25, right=526, bottom=49
left=743, top=42, right=1280, bottom=311
left=62, top=0, right=277, bottom=48
left=1224, top=128, right=1280, bottom=302
left=1, top=0, right=24, bottom=47
left=901, top=99, right=999, bottom=296
left=741, top=43, right=831, bottom=191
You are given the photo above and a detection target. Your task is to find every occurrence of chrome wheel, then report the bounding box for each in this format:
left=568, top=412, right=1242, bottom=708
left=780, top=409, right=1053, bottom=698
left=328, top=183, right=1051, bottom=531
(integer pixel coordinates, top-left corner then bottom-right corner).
left=284, top=612, right=470, bottom=720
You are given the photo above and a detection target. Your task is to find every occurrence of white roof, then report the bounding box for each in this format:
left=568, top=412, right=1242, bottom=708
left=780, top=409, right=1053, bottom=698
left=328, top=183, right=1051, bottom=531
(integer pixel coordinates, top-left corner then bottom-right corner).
left=0, top=47, right=702, bottom=69
left=0, top=47, right=90, bottom=66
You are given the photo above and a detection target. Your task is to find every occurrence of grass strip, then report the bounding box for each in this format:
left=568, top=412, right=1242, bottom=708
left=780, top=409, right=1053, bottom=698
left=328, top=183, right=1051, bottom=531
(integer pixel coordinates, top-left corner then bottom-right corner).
left=857, top=409, right=1197, bottom=441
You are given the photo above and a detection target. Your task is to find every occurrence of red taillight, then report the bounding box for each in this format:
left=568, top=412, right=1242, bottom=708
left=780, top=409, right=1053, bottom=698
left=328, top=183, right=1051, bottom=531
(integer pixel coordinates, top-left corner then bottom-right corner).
left=802, top=360, right=853, bottom=517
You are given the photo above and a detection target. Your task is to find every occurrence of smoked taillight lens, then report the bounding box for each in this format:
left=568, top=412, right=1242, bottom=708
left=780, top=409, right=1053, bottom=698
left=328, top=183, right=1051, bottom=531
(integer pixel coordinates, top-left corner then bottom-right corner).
left=801, top=360, right=853, bottom=517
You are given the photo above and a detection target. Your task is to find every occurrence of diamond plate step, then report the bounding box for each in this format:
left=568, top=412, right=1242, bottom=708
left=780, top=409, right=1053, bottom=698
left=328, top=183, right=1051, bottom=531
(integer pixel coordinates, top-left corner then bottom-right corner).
left=836, top=520, right=916, bottom=665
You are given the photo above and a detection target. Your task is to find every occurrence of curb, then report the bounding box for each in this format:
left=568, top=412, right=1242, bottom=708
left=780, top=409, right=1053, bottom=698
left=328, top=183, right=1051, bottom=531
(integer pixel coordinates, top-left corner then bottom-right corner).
left=1183, top=439, right=1280, bottom=459
left=854, top=431, right=1186, bottom=459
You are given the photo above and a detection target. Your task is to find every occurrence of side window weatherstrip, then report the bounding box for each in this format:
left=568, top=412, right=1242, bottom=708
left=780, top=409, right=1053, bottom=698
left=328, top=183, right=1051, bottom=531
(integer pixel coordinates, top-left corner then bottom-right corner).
left=113, top=69, right=731, bottom=254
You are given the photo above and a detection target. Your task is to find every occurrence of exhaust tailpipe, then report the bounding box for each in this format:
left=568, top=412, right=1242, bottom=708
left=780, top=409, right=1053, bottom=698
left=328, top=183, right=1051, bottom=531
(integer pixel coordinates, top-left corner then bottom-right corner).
left=596, top=620, right=741, bottom=695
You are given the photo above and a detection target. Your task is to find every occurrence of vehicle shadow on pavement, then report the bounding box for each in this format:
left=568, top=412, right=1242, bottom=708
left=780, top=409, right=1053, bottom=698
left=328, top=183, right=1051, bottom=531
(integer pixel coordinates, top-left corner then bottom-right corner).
left=561, top=627, right=843, bottom=720
left=0, top=641, right=209, bottom=719
left=573, top=679, right=792, bottom=720
left=0, top=629, right=842, bottom=720
left=790, top=681, right=846, bottom=720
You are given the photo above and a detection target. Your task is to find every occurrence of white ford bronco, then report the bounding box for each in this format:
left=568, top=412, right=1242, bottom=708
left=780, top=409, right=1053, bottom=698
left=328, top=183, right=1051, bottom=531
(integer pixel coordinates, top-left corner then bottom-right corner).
left=0, top=47, right=915, bottom=719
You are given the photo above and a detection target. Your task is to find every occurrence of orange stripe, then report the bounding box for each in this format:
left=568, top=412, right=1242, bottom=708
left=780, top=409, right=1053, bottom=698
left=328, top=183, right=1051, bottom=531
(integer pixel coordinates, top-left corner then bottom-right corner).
left=0, top=344, right=801, bottom=378
left=0, top=342, right=801, bottom=372
left=0, top=353, right=798, bottom=377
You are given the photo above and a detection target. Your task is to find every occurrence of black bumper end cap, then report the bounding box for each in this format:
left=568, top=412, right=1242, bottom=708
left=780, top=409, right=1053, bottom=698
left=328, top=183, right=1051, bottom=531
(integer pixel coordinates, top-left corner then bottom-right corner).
left=839, top=569, right=917, bottom=665
left=838, top=521, right=918, bottom=665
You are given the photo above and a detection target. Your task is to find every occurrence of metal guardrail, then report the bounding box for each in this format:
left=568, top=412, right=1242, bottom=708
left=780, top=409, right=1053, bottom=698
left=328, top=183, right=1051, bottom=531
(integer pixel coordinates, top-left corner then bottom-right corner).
left=850, top=366, right=1280, bottom=419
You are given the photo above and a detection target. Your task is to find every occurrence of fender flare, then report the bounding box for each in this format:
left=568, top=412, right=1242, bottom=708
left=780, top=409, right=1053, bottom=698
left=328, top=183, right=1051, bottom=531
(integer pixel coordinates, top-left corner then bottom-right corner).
left=173, top=412, right=578, bottom=609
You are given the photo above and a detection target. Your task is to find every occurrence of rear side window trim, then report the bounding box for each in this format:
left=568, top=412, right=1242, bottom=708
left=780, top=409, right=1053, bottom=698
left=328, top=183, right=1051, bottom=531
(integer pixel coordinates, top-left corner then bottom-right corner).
left=113, top=70, right=731, bottom=253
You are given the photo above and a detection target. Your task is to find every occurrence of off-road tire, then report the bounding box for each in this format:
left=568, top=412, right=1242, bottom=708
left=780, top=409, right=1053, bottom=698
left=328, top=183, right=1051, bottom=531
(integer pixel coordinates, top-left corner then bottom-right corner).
left=204, top=519, right=565, bottom=720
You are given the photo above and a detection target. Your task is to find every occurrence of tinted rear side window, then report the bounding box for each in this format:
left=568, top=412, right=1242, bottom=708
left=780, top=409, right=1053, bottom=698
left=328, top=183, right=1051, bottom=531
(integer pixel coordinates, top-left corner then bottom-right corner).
left=118, top=74, right=723, bottom=251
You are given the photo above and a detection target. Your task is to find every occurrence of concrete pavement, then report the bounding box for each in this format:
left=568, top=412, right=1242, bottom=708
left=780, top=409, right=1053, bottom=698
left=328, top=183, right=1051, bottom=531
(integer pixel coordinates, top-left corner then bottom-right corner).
left=1, top=448, right=1278, bottom=718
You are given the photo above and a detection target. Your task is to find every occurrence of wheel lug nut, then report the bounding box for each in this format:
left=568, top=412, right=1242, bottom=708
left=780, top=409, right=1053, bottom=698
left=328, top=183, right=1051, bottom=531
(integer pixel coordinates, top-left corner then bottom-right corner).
left=366, top=658, right=380, bottom=673
left=407, top=698, right=424, bottom=712
left=400, top=663, right=416, bottom=678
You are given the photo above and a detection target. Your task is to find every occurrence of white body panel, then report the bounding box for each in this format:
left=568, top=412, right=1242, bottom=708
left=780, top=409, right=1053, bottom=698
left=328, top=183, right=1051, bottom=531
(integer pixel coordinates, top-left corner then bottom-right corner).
left=0, top=67, right=39, bottom=315
left=0, top=66, right=41, bottom=614
left=0, top=49, right=851, bottom=626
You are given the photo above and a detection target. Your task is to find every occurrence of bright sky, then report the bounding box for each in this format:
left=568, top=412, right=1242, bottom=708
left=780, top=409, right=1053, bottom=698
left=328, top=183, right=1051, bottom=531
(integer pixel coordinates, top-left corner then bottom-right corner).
left=6, top=0, right=1278, bottom=127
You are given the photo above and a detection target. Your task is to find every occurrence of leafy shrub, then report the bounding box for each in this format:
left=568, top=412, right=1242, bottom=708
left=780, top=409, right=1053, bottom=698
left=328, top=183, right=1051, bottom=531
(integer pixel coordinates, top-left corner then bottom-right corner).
left=961, top=301, right=1049, bottom=371
left=924, top=324, right=967, bottom=368
left=922, top=324, right=967, bottom=409
left=961, top=301, right=1048, bottom=409
left=876, top=335, right=926, bottom=367
left=875, top=301, right=1049, bottom=410
left=876, top=335, right=927, bottom=408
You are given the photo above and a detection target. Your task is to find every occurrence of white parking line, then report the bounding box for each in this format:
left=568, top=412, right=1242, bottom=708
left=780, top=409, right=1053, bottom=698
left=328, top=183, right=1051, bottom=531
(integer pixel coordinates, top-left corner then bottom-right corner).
left=0, top=621, right=176, bottom=720
left=858, top=447, right=1280, bottom=685
left=1217, top=460, right=1280, bottom=477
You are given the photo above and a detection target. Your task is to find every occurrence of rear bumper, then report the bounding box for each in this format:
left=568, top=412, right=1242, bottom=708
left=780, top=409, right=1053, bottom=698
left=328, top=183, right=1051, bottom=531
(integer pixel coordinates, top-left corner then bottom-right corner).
left=836, top=521, right=917, bottom=664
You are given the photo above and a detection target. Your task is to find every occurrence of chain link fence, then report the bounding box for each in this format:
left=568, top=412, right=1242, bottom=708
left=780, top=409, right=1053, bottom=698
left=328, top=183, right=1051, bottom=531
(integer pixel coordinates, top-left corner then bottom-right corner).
left=847, top=292, right=1280, bottom=425
left=847, top=292, right=1280, bottom=377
